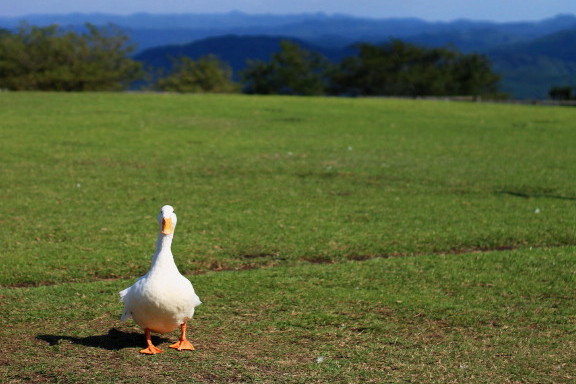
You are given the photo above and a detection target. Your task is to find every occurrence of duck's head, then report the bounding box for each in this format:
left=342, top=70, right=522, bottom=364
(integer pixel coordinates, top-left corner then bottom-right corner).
left=157, top=205, right=177, bottom=235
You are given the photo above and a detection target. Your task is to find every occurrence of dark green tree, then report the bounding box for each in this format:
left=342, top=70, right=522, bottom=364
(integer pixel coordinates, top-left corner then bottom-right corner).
left=0, top=23, right=142, bottom=91
left=241, top=40, right=332, bottom=95
left=449, top=53, right=501, bottom=96
left=548, top=86, right=574, bottom=100
left=330, top=40, right=501, bottom=97
left=154, top=55, right=238, bottom=93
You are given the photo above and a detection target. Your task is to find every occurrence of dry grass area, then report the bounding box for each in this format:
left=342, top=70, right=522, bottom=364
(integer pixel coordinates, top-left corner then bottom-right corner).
left=2, top=251, right=575, bottom=383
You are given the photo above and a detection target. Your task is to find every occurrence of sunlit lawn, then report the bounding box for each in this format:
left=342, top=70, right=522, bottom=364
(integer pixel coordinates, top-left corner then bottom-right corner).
left=0, top=93, right=574, bottom=383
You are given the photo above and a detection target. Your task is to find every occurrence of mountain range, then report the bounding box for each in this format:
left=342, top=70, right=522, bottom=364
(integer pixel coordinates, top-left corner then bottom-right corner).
left=2, top=12, right=576, bottom=98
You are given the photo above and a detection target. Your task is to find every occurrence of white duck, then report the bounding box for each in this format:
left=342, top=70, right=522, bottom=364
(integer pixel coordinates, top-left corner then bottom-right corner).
left=120, top=205, right=201, bottom=354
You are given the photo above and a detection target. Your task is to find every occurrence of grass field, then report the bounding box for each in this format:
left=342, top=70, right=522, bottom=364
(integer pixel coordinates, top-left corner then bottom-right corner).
left=1, top=93, right=575, bottom=383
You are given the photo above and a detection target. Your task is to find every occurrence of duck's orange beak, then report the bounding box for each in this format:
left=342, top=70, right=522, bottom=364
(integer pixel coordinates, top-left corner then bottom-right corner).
left=161, top=217, right=174, bottom=235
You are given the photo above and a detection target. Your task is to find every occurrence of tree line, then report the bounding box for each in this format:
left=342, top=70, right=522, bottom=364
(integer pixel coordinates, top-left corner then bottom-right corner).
left=0, top=24, right=503, bottom=97
left=0, top=24, right=141, bottom=91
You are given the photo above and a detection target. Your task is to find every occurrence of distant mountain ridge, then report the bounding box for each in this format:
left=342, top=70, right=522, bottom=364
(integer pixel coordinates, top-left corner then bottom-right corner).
left=2, top=12, right=576, bottom=51
left=135, top=35, right=354, bottom=76
left=2, top=12, right=576, bottom=98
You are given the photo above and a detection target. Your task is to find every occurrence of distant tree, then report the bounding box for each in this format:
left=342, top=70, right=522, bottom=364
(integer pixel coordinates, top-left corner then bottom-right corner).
left=241, top=40, right=332, bottom=95
left=329, top=40, right=501, bottom=97
left=0, top=23, right=142, bottom=91
left=330, top=41, right=432, bottom=96
left=154, top=55, right=238, bottom=93
left=548, top=86, right=574, bottom=100
left=449, top=53, right=501, bottom=97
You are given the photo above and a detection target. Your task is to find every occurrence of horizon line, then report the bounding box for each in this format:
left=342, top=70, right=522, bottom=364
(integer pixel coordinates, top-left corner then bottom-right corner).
left=0, top=10, right=574, bottom=24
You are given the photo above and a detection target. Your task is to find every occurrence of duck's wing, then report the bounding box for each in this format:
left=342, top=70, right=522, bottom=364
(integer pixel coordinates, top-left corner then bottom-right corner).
left=119, top=272, right=147, bottom=300
left=119, top=286, right=130, bottom=301
left=119, top=286, right=133, bottom=321
left=180, top=275, right=202, bottom=307
left=191, top=291, right=202, bottom=307
left=119, top=274, right=146, bottom=321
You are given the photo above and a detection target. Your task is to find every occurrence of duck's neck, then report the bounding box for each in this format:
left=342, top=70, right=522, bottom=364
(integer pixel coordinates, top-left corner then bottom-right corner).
left=155, top=232, right=173, bottom=253
left=150, top=233, right=176, bottom=270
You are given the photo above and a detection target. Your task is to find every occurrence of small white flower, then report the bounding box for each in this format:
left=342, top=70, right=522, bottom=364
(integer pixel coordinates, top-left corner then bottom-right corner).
left=316, top=356, right=325, bottom=363
left=534, top=208, right=541, bottom=214
left=347, top=146, right=353, bottom=151
left=76, top=183, right=81, bottom=188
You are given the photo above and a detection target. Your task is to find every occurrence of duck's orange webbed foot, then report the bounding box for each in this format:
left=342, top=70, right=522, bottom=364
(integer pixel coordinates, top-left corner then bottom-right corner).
left=169, top=339, right=195, bottom=351
left=140, top=345, right=163, bottom=354
left=169, top=323, right=195, bottom=351
left=140, top=328, right=163, bottom=355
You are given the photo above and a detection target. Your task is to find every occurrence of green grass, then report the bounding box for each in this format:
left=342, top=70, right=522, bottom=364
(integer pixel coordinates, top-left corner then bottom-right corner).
left=1, top=93, right=575, bottom=383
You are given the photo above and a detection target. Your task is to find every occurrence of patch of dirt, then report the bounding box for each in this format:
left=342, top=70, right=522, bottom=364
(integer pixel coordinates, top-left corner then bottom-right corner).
left=302, top=256, right=334, bottom=264
left=241, top=252, right=278, bottom=259
left=346, top=254, right=374, bottom=261
left=445, top=245, right=516, bottom=255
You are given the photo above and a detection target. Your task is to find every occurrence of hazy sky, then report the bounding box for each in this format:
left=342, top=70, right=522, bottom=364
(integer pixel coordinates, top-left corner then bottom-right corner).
left=1, top=0, right=575, bottom=22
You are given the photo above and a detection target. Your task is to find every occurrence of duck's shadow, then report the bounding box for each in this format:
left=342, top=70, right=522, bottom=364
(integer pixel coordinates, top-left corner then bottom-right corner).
left=37, top=328, right=170, bottom=351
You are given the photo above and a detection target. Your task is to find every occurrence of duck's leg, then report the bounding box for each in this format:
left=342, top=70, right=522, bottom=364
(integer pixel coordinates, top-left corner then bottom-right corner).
left=169, top=323, right=195, bottom=351
left=140, top=328, right=163, bottom=354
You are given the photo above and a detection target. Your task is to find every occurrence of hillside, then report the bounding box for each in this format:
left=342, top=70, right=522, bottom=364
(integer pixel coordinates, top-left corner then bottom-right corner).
left=488, top=28, right=576, bottom=98
left=135, top=35, right=354, bottom=76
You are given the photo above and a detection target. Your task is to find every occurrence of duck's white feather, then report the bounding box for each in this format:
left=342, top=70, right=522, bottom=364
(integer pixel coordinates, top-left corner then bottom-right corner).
left=120, top=206, right=201, bottom=334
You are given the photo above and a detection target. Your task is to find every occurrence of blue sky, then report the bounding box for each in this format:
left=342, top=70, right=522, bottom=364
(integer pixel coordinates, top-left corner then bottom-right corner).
left=0, top=0, right=575, bottom=22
